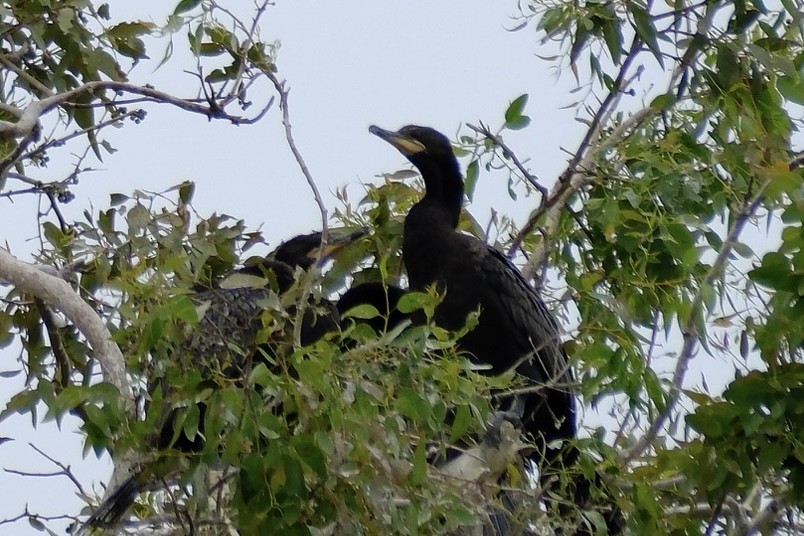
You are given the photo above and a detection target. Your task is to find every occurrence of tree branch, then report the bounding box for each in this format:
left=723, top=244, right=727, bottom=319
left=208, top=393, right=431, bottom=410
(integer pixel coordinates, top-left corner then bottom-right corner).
left=523, top=105, right=657, bottom=279
left=466, top=122, right=549, bottom=199
left=0, top=248, right=133, bottom=409
left=0, top=80, right=273, bottom=178
left=503, top=35, right=645, bottom=278
left=262, top=69, right=329, bottom=346
left=625, top=181, right=769, bottom=462
left=263, top=72, right=328, bottom=238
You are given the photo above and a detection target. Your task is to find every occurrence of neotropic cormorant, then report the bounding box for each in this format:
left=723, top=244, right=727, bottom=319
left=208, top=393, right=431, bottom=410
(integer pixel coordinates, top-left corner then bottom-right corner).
left=85, top=228, right=367, bottom=529
left=369, top=124, right=593, bottom=528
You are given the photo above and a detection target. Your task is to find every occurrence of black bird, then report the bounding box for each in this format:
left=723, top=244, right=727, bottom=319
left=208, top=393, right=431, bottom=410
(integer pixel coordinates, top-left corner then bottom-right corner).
left=189, top=228, right=369, bottom=368
left=84, top=228, right=366, bottom=529
left=369, top=125, right=604, bottom=531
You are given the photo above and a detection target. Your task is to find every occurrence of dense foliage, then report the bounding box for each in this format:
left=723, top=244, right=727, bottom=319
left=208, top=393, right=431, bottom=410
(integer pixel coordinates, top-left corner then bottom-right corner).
left=0, top=1, right=802, bottom=534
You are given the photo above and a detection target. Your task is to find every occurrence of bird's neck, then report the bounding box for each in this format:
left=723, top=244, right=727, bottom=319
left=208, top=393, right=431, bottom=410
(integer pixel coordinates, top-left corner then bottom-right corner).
left=417, top=158, right=463, bottom=229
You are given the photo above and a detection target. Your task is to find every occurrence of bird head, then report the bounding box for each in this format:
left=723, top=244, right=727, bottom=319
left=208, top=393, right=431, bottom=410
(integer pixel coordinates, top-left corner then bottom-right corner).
left=369, top=124, right=463, bottom=219
left=272, top=227, right=369, bottom=270
left=368, top=125, right=455, bottom=167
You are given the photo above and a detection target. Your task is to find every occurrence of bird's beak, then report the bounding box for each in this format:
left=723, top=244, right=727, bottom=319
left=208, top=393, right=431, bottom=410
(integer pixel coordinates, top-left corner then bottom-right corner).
left=369, top=125, right=426, bottom=156
left=311, top=226, right=370, bottom=262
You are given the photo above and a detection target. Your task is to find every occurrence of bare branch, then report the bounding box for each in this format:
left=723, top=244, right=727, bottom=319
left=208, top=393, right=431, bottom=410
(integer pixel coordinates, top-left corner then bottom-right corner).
left=0, top=247, right=133, bottom=408
left=0, top=80, right=274, bottom=178
left=262, top=72, right=328, bottom=236
left=0, top=53, right=55, bottom=97
left=24, top=108, right=146, bottom=163
left=262, top=70, right=329, bottom=346
left=466, top=122, right=549, bottom=199
left=626, top=180, right=770, bottom=462
left=523, top=105, right=658, bottom=278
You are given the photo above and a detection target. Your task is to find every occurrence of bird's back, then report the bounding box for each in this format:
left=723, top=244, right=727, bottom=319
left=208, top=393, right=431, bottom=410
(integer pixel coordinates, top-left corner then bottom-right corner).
left=403, top=214, right=577, bottom=445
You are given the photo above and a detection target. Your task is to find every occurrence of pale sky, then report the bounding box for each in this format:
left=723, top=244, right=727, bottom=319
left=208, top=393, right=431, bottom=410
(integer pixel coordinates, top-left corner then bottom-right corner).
left=0, top=4, right=588, bottom=532
left=0, top=2, right=794, bottom=534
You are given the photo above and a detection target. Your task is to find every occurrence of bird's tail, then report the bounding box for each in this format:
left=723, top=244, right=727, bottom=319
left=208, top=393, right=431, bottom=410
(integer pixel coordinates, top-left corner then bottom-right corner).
left=82, top=472, right=143, bottom=530
left=530, top=392, right=623, bottom=535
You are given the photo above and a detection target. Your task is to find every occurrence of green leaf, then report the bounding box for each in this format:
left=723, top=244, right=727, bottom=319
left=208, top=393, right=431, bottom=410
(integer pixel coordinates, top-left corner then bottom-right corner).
left=409, top=440, right=428, bottom=486
left=112, top=36, right=148, bottom=60
left=0, top=390, right=41, bottom=422
left=199, top=42, right=225, bottom=56
left=174, top=0, right=202, bottom=15
left=504, top=94, right=529, bottom=124
left=292, top=435, right=327, bottom=478
left=397, top=291, right=435, bottom=314
left=505, top=115, right=531, bottom=131
left=281, top=455, right=304, bottom=496
left=629, top=4, right=663, bottom=68
left=395, top=388, right=429, bottom=424
left=109, top=193, right=128, bottom=205
left=342, top=303, right=380, bottom=320
left=73, top=101, right=94, bottom=131
left=182, top=403, right=200, bottom=440
left=179, top=181, right=195, bottom=203
left=464, top=159, right=479, bottom=202
left=766, top=165, right=803, bottom=199
left=778, top=75, right=804, bottom=105
left=105, top=21, right=156, bottom=40
left=449, top=404, right=473, bottom=443
left=750, top=252, right=795, bottom=292
left=687, top=410, right=723, bottom=437
left=715, top=45, right=740, bottom=90
left=732, top=241, right=754, bottom=258
left=42, top=222, right=72, bottom=249
left=204, top=68, right=228, bottom=84
left=28, top=517, right=46, bottom=532
left=56, top=8, right=74, bottom=33
left=168, top=296, right=199, bottom=323
left=0, top=310, right=14, bottom=349
left=650, top=93, right=676, bottom=110
left=126, top=204, right=150, bottom=229
left=600, top=15, right=623, bottom=65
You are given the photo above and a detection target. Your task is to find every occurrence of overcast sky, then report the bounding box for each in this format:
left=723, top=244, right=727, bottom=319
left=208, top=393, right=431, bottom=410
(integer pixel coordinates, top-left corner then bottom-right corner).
left=0, top=2, right=796, bottom=534
left=0, top=3, right=589, bottom=532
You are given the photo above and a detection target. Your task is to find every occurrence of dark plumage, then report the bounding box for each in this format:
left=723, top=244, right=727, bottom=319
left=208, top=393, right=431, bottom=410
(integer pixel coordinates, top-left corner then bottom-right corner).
left=85, top=228, right=366, bottom=529
left=370, top=124, right=575, bottom=453
left=190, top=229, right=368, bottom=370
left=369, top=125, right=608, bottom=531
left=337, top=281, right=409, bottom=335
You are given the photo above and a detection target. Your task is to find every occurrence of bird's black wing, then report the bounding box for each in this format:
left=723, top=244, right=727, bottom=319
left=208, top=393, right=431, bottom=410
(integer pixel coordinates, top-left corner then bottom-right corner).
left=462, top=236, right=571, bottom=386
left=455, top=236, right=578, bottom=462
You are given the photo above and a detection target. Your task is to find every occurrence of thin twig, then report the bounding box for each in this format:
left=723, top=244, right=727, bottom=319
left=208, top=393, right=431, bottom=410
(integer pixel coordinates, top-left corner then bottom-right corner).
left=508, top=36, right=644, bottom=276
left=262, top=69, right=329, bottom=346
left=0, top=53, right=55, bottom=97
left=0, top=80, right=273, bottom=178
left=263, top=72, right=328, bottom=235
left=25, top=108, right=146, bottom=162
left=625, top=181, right=770, bottom=463
left=466, top=122, right=548, bottom=198
left=29, top=443, right=88, bottom=497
